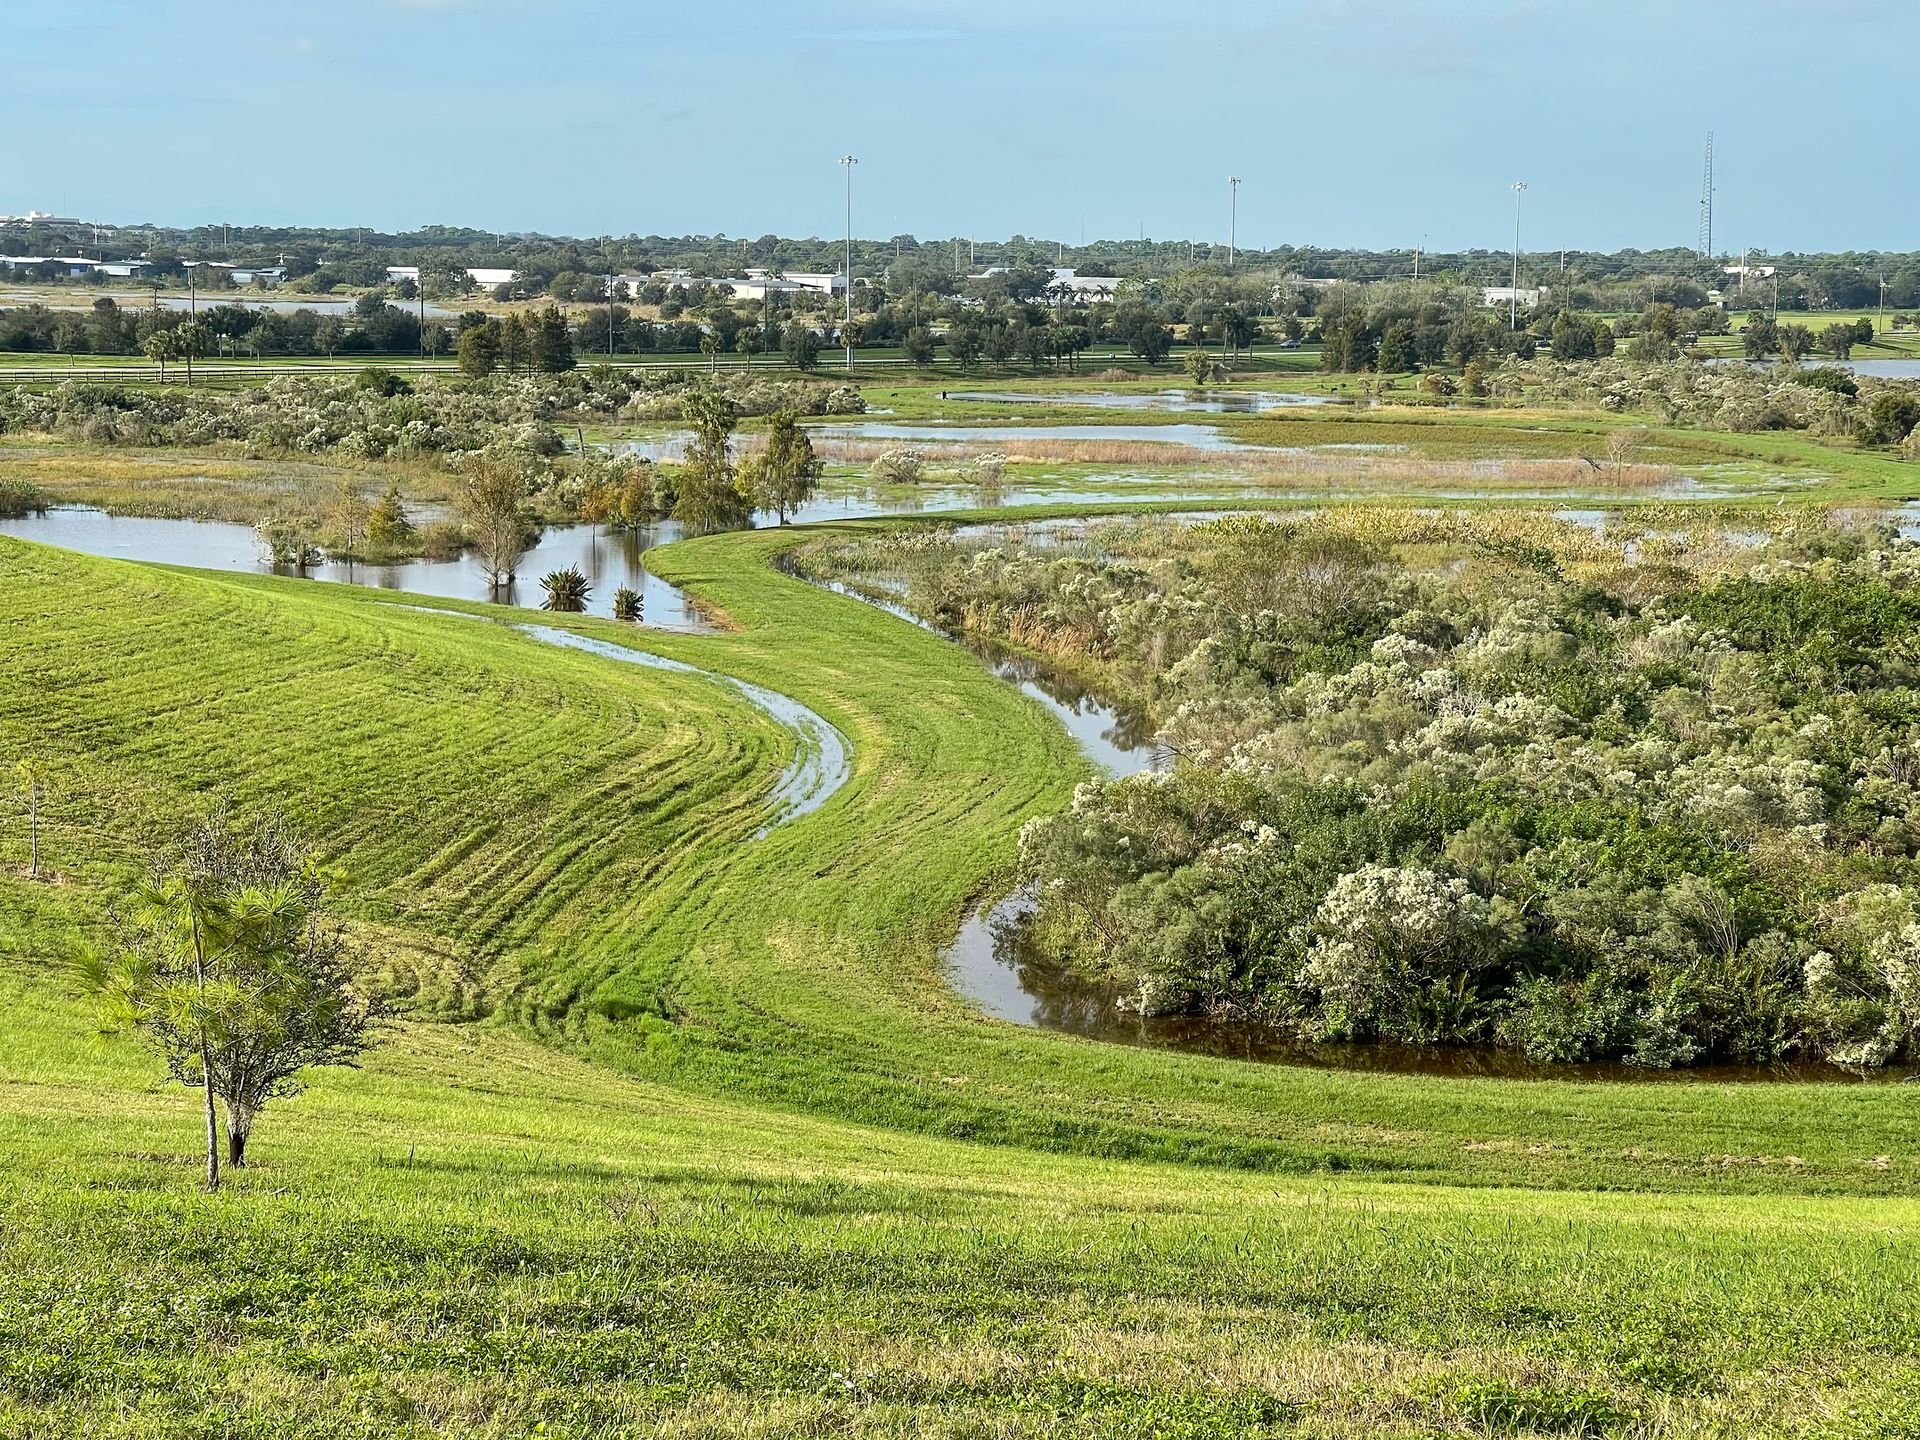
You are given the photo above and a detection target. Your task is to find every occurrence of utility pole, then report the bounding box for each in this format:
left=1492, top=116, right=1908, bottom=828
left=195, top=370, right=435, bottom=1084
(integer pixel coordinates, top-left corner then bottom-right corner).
left=838, top=154, right=858, bottom=370
left=607, top=273, right=615, bottom=356
left=1698, top=131, right=1715, bottom=259
left=1509, top=181, right=1528, bottom=331
left=1228, top=177, right=1241, bottom=269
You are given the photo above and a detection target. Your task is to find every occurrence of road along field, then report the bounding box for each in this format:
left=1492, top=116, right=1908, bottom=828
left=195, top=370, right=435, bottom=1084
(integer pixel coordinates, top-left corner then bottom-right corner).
left=2, top=529, right=1919, bottom=1437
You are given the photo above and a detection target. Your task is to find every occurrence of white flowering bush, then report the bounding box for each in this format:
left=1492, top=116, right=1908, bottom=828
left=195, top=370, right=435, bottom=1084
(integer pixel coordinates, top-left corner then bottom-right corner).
left=812, top=507, right=1920, bottom=1067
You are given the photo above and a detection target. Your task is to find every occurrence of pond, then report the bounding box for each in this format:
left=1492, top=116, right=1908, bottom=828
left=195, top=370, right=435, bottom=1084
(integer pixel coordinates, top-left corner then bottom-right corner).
left=944, top=388, right=1340, bottom=413
left=0, top=506, right=718, bottom=630
left=809, top=421, right=1254, bottom=451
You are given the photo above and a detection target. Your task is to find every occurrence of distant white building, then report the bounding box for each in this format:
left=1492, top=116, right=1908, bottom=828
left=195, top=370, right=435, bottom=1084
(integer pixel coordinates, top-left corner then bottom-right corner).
left=0, top=212, right=86, bottom=228
left=385, top=265, right=421, bottom=284
left=652, top=267, right=845, bottom=301
left=0, top=255, right=108, bottom=277
left=228, top=265, right=286, bottom=286
left=969, top=266, right=1124, bottom=303
left=1482, top=285, right=1548, bottom=309
left=465, top=267, right=519, bottom=289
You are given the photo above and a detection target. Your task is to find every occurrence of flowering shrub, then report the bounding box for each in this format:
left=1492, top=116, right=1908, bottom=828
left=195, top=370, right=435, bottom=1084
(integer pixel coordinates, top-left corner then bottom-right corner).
left=0, top=368, right=861, bottom=460
left=824, top=507, right=1920, bottom=1066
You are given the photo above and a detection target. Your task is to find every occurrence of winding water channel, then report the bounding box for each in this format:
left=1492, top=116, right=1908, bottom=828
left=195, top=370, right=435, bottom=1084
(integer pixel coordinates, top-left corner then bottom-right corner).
left=800, top=555, right=1916, bottom=1083
left=12, top=493, right=1915, bottom=1078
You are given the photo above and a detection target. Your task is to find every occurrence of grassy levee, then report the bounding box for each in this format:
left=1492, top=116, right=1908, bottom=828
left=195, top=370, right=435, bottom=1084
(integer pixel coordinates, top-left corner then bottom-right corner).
left=6, top=527, right=1920, bottom=1194
left=520, top=520, right=1920, bottom=1195
left=6, top=532, right=1920, bottom=1434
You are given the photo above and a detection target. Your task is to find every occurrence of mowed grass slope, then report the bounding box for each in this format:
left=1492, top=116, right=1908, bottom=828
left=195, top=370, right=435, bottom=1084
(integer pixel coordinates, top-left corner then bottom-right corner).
left=2, top=534, right=1920, bottom=1435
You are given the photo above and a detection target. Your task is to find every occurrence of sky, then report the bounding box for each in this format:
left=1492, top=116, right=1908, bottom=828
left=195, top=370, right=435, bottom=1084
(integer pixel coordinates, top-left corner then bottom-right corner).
left=6, top=0, right=1915, bottom=254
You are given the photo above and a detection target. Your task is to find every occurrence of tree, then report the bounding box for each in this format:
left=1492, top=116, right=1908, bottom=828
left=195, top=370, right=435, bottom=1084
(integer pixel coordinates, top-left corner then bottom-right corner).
left=457, top=322, right=501, bottom=379
left=1122, top=316, right=1174, bottom=366
left=902, top=325, right=937, bottom=366
left=1185, top=349, right=1225, bottom=387
left=456, top=454, right=540, bottom=585
left=741, top=408, right=823, bottom=524
left=174, top=321, right=209, bottom=383
left=674, top=390, right=748, bottom=531
left=1819, top=323, right=1857, bottom=360
left=314, top=315, right=347, bottom=359
left=1222, top=307, right=1260, bottom=358
left=1741, top=312, right=1778, bottom=361
left=699, top=332, right=721, bottom=374
left=1461, top=360, right=1489, bottom=398
left=1776, top=323, right=1814, bottom=364
left=1376, top=321, right=1417, bottom=373
left=531, top=307, right=575, bottom=372
left=783, top=324, right=822, bottom=372
left=736, top=328, right=763, bottom=368
left=76, top=805, right=377, bottom=1187
left=142, top=330, right=175, bottom=381
left=16, top=759, right=42, bottom=880
left=1321, top=313, right=1377, bottom=373
left=1550, top=311, right=1598, bottom=362
left=366, top=483, right=414, bottom=552
left=1858, top=391, right=1920, bottom=446
left=947, top=322, right=984, bottom=369
left=332, top=478, right=369, bottom=551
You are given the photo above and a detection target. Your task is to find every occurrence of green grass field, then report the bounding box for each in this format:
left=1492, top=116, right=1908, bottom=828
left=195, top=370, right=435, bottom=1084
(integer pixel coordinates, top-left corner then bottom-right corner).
left=4, top=525, right=1920, bottom=1437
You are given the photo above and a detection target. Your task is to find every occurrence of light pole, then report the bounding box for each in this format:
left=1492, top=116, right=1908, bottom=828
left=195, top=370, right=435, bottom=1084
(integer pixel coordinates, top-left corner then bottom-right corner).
left=839, top=154, right=858, bottom=370
left=1228, top=176, right=1241, bottom=269
left=1509, top=181, right=1528, bottom=331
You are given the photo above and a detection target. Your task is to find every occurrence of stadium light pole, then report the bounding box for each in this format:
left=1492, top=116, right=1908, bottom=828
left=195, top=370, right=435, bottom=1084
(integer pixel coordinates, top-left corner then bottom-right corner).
left=1509, top=181, right=1528, bottom=331
left=839, top=154, right=858, bottom=370
left=1228, top=176, right=1241, bottom=268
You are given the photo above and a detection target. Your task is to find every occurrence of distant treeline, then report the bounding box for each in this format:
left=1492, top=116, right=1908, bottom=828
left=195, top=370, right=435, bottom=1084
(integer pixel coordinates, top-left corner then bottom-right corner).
left=5, top=216, right=1920, bottom=308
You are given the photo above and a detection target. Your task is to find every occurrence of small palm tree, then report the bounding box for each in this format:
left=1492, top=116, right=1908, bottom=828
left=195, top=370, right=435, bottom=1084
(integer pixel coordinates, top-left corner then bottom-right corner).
left=540, top=566, right=592, bottom=612
left=142, top=331, right=176, bottom=382
left=612, top=586, right=643, bottom=622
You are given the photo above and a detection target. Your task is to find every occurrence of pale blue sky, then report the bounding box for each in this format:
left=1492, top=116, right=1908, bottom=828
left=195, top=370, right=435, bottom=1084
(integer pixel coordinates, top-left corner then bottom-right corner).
left=7, top=0, right=1913, bottom=253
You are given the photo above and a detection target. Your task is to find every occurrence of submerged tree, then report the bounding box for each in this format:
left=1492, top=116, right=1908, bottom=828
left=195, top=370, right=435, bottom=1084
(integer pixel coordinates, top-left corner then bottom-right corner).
left=540, top=565, right=591, bottom=611
left=365, top=482, right=415, bottom=552
left=457, top=454, right=541, bottom=586
left=673, top=390, right=749, bottom=531
left=740, top=408, right=823, bottom=524
left=77, top=806, right=378, bottom=1188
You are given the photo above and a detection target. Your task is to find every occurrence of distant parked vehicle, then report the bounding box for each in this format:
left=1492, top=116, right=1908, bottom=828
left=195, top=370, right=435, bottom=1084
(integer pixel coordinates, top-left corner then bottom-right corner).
left=1277, top=339, right=1303, bottom=349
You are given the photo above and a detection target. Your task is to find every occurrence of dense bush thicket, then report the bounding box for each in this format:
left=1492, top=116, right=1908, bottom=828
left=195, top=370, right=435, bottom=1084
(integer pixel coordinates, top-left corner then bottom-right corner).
left=821, top=510, right=1920, bottom=1068
left=1517, top=357, right=1920, bottom=451
left=0, top=368, right=860, bottom=459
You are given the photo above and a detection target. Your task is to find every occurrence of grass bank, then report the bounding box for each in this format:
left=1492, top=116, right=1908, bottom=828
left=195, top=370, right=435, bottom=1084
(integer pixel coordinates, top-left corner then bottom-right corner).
left=3, top=534, right=1920, bottom=1434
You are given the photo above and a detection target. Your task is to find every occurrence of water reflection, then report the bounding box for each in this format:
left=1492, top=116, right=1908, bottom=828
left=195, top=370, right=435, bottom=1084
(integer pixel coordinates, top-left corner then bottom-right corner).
left=946, top=888, right=1915, bottom=1083
left=0, top=506, right=717, bottom=630
left=945, top=388, right=1341, bottom=413
left=811, top=420, right=1254, bottom=451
